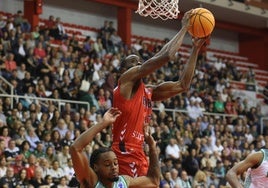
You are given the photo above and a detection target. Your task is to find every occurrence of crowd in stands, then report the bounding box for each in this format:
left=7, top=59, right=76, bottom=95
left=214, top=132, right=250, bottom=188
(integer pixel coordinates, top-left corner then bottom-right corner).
left=0, top=9, right=266, bottom=188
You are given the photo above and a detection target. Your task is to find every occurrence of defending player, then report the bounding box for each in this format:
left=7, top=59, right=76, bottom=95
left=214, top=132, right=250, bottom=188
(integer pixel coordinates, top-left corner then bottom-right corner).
left=70, top=108, right=160, bottom=188
left=226, top=149, right=268, bottom=188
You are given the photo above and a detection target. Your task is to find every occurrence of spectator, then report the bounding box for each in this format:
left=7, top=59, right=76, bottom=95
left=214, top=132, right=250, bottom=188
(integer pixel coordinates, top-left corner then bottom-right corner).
left=182, top=147, right=200, bottom=178
left=57, top=176, right=69, bottom=188
left=0, top=14, right=6, bottom=30
left=192, top=170, right=208, bottom=188
left=20, top=140, right=32, bottom=160
left=213, top=92, right=225, bottom=113
left=25, top=48, right=38, bottom=77
left=4, top=139, right=20, bottom=162
left=28, top=166, right=45, bottom=187
left=33, top=141, right=46, bottom=158
left=63, top=158, right=74, bottom=182
left=110, top=30, right=123, bottom=52
left=165, top=138, right=180, bottom=162
left=0, top=167, right=18, bottom=187
left=11, top=154, right=24, bottom=174
left=138, top=42, right=152, bottom=61
left=93, top=36, right=106, bottom=58
left=53, top=118, right=68, bottom=138
left=56, top=145, right=70, bottom=169
left=160, top=170, right=176, bottom=188
left=54, top=17, right=68, bottom=40
left=107, top=21, right=115, bottom=34
left=17, top=63, right=27, bottom=80
left=25, top=127, right=40, bottom=150
left=48, top=160, right=65, bottom=185
left=13, top=10, right=31, bottom=32
left=31, top=25, right=40, bottom=39
left=13, top=37, right=27, bottom=66
left=51, top=130, right=62, bottom=152
left=39, top=157, right=50, bottom=179
left=25, top=154, right=38, bottom=180
left=0, top=126, right=11, bottom=148
left=264, top=81, right=268, bottom=104
left=16, top=168, right=29, bottom=187
left=60, top=129, right=74, bottom=146
left=170, top=168, right=180, bottom=187
left=44, top=174, right=55, bottom=187
left=186, top=99, right=203, bottom=121
left=1, top=53, right=17, bottom=79
left=0, top=105, right=7, bottom=126
left=213, top=160, right=225, bottom=184
left=0, top=155, right=7, bottom=178
left=22, top=85, right=39, bottom=108
left=177, top=170, right=192, bottom=188
left=34, top=42, right=47, bottom=62
left=45, top=145, right=57, bottom=165
left=45, top=15, right=56, bottom=35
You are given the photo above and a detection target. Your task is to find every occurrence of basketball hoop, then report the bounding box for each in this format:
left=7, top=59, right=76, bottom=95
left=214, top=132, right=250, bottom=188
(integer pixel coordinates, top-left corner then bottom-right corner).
left=136, top=0, right=180, bottom=20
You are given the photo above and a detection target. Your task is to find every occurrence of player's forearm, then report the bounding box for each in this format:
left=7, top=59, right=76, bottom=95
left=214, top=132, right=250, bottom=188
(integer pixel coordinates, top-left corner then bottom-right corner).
left=178, top=47, right=200, bottom=91
left=72, top=122, right=109, bottom=151
left=226, top=171, right=244, bottom=188
left=158, top=26, right=188, bottom=60
left=147, top=145, right=161, bottom=185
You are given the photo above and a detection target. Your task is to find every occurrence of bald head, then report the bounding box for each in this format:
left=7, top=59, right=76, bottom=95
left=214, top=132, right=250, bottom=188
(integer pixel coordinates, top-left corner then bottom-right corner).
left=120, top=55, right=141, bottom=73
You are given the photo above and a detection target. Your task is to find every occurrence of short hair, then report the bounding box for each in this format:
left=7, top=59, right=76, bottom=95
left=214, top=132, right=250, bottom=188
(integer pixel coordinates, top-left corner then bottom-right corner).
left=90, top=147, right=113, bottom=168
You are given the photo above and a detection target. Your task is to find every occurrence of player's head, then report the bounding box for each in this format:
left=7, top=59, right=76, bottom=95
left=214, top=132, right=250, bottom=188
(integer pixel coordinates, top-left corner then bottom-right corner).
left=119, top=54, right=141, bottom=73
left=90, top=147, right=119, bottom=182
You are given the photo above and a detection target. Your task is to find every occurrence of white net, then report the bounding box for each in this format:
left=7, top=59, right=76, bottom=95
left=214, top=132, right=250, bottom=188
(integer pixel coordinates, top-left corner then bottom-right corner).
left=136, top=0, right=180, bottom=20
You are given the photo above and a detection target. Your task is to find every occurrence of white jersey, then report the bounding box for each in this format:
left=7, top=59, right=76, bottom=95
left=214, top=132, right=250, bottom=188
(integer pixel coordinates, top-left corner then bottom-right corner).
left=95, top=176, right=128, bottom=188
left=244, top=149, right=268, bottom=188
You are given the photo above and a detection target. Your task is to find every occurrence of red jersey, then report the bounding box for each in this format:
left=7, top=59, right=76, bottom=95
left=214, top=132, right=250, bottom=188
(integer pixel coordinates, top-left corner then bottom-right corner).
left=112, top=81, right=152, bottom=177
left=4, top=60, right=17, bottom=72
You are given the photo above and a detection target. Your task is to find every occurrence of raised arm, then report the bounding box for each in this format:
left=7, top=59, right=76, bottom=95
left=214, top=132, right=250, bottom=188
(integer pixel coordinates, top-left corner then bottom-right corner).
left=70, top=108, right=121, bottom=187
left=120, top=9, right=193, bottom=83
left=151, top=37, right=207, bottom=101
left=127, top=126, right=160, bottom=187
left=226, top=151, right=263, bottom=188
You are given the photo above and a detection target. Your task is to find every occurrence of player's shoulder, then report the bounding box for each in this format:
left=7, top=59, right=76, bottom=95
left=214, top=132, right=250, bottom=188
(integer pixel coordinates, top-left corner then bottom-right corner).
left=246, top=150, right=264, bottom=163
left=120, top=65, right=141, bottom=81
left=121, top=175, right=132, bottom=186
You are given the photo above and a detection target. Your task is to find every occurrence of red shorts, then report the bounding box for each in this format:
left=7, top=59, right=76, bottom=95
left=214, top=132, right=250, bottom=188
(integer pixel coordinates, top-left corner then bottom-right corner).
left=112, top=144, right=149, bottom=177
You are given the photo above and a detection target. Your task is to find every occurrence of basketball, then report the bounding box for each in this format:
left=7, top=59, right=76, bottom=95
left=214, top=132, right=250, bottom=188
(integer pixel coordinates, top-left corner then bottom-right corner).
left=188, top=8, right=215, bottom=38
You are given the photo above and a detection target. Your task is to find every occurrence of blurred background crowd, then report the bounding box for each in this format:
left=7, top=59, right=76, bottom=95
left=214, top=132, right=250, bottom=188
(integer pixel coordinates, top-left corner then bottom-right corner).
left=0, top=8, right=267, bottom=188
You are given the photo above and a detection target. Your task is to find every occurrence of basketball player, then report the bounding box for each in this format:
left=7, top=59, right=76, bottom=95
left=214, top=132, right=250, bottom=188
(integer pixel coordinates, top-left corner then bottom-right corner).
left=112, top=9, right=208, bottom=177
left=226, top=149, right=268, bottom=187
left=70, top=108, right=160, bottom=188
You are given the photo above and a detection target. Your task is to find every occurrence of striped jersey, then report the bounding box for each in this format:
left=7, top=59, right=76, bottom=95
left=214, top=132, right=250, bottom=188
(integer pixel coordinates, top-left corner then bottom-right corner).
left=112, top=82, right=152, bottom=148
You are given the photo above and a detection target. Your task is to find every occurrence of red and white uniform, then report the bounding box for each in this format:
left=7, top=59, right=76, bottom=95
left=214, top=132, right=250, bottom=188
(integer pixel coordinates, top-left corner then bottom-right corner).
left=112, top=82, right=152, bottom=177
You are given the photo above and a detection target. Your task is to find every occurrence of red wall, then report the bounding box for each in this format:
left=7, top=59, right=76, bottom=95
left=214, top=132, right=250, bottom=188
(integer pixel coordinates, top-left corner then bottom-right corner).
left=239, top=33, right=268, bottom=71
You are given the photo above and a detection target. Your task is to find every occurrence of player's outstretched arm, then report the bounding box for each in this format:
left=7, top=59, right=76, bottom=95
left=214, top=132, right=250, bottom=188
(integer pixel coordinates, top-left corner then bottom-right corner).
left=137, top=9, right=193, bottom=78
left=70, top=108, right=121, bottom=187
left=126, top=126, right=160, bottom=188
left=226, top=151, right=263, bottom=188
left=151, top=37, right=207, bottom=101
left=121, top=9, right=193, bottom=83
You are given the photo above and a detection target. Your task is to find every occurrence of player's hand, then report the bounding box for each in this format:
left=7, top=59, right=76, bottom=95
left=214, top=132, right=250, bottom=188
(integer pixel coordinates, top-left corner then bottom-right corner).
left=192, top=36, right=209, bottom=48
left=103, top=108, right=121, bottom=125
left=144, top=125, right=156, bottom=148
left=182, top=9, right=194, bottom=29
